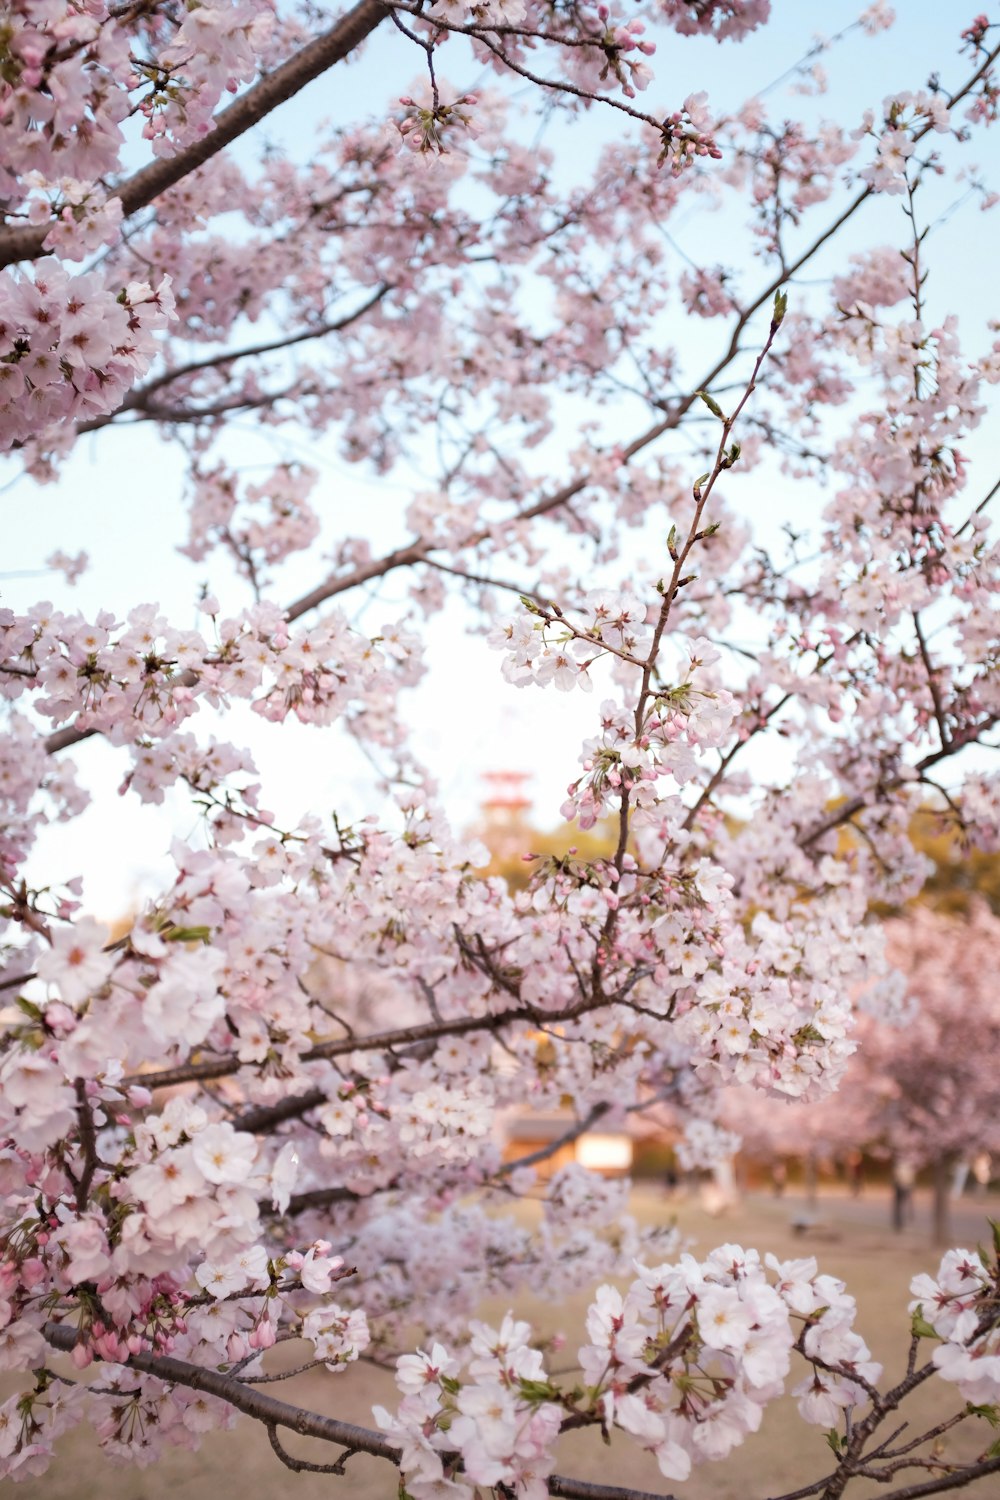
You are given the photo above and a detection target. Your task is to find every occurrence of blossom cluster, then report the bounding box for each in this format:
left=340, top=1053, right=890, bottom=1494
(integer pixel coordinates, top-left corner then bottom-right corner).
left=373, top=1244, right=887, bottom=1498
left=0, top=0, right=274, bottom=219
left=0, top=1079, right=359, bottom=1380
left=910, top=1247, right=1000, bottom=1406
left=561, top=680, right=735, bottom=828
left=180, top=463, right=321, bottom=582
left=0, top=268, right=174, bottom=452
left=0, top=596, right=420, bottom=740
left=857, top=91, right=951, bottom=196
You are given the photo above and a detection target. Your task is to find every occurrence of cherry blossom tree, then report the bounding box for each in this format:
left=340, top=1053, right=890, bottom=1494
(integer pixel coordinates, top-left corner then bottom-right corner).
left=720, top=1079, right=876, bottom=1206
left=4, top=2, right=1000, bottom=1497
left=850, top=904, right=1000, bottom=1246
left=720, top=904, right=1000, bottom=1236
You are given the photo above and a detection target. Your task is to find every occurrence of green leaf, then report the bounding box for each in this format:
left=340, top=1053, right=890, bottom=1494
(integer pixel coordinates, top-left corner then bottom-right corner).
left=911, top=1308, right=940, bottom=1340
left=966, top=1402, right=1000, bottom=1427
left=162, top=925, right=212, bottom=943
left=696, top=389, right=725, bottom=419
left=825, top=1429, right=843, bottom=1454
left=517, top=1378, right=561, bottom=1403
left=773, top=288, right=788, bottom=326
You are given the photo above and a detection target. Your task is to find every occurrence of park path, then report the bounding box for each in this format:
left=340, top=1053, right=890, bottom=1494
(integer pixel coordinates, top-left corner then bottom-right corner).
left=734, top=1183, right=997, bottom=1246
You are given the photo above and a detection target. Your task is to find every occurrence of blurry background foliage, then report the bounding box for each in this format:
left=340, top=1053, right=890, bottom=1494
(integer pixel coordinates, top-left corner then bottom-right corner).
left=479, top=802, right=1000, bottom=913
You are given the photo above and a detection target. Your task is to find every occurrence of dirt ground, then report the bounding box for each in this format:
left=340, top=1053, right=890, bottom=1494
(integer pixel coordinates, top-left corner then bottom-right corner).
left=9, top=1186, right=1000, bottom=1500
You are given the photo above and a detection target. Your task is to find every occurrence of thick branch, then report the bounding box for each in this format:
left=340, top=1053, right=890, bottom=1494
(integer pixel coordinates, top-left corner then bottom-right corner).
left=178, top=1007, right=538, bottom=1096
left=41, top=1322, right=681, bottom=1500
left=42, top=1321, right=402, bottom=1462
left=128, top=980, right=631, bottom=1094
left=76, top=285, right=390, bottom=433
left=0, top=0, right=388, bottom=270
left=870, top=1459, right=1000, bottom=1500
left=548, top=1481, right=676, bottom=1500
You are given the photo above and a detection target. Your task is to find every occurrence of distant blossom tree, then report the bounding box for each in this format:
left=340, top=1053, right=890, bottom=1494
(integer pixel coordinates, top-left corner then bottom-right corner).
left=854, top=904, right=1000, bottom=1246
left=3, top=2, right=1000, bottom=1497
left=720, top=902, right=1000, bottom=1238
left=720, top=1077, right=876, bottom=1201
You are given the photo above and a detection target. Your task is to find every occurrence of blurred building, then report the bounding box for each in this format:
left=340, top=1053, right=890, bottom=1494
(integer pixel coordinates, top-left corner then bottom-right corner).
left=476, top=769, right=533, bottom=865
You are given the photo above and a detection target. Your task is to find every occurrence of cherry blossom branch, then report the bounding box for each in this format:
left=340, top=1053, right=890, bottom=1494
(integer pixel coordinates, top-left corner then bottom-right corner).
left=129, top=942, right=658, bottom=1105
left=495, top=1102, right=610, bottom=1175
left=75, top=285, right=390, bottom=432
left=0, top=0, right=390, bottom=270
left=254, top=1104, right=611, bottom=1205
left=70, top=1080, right=101, bottom=1213
left=265, top=1422, right=358, bottom=1474
left=279, top=1182, right=392, bottom=1215
left=681, top=688, right=795, bottom=831
left=41, top=1321, right=403, bottom=1460
left=548, top=1481, right=676, bottom=1500
left=243, top=1358, right=341, bottom=1385
left=601, top=302, right=785, bottom=906
left=39, top=1321, right=688, bottom=1500
left=875, top=1411, right=970, bottom=1461
left=913, top=613, right=951, bottom=749
left=392, top=4, right=677, bottom=139
left=127, top=980, right=624, bottom=1094
left=0, top=971, right=34, bottom=992
left=799, top=713, right=999, bottom=849
left=526, top=599, right=647, bottom=669
left=870, top=1460, right=1000, bottom=1500
left=955, top=472, right=1000, bottom=536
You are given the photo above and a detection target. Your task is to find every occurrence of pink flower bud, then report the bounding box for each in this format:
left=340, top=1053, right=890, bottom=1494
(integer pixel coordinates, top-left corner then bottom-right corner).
left=249, top=1319, right=276, bottom=1350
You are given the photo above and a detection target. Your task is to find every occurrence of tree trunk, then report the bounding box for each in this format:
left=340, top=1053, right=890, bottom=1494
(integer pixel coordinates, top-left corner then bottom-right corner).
left=932, top=1157, right=953, bottom=1247
left=804, top=1152, right=818, bottom=1213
